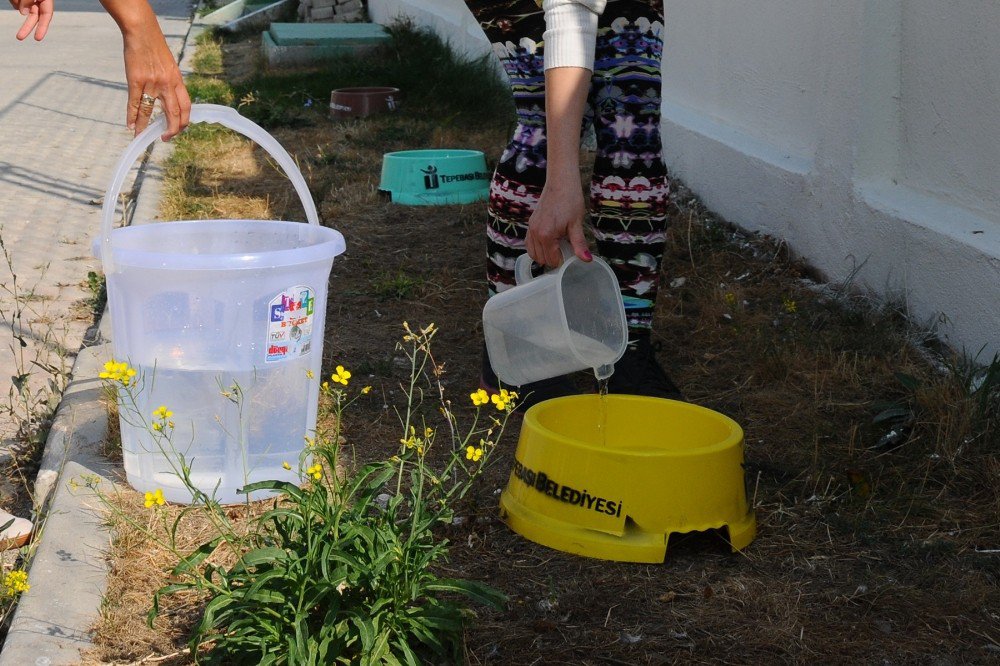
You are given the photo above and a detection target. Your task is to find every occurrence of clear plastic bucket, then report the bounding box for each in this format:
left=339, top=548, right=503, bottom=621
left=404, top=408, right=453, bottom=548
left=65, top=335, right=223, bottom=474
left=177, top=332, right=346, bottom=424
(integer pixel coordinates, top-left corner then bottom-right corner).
left=97, top=104, right=345, bottom=504
left=482, top=244, right=627, bottom=387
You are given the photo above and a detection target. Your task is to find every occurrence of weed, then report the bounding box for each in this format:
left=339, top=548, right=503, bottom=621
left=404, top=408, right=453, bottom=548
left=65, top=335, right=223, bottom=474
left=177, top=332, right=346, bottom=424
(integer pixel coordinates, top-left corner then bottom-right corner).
left=92, top=324, right=510, bottom=663
left=0, top=232, right=69, bottom=447
left=195, top=0, right=225, bottom=17
left=191, top=38, right=223, bottom=76
left=186, top=75, right=234, bottom=106
left=372, top=270, right=423, bottom=301
left=229, top=22, right=512, bottom=130
left=85, top=270, right=106, bottom=315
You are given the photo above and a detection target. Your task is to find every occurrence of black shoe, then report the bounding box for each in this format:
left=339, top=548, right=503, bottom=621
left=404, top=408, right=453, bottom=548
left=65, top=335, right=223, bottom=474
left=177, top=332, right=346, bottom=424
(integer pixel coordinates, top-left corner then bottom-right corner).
left=480, top=346, right=578, bottom=411
left=606, top=336, right=685, bottom=400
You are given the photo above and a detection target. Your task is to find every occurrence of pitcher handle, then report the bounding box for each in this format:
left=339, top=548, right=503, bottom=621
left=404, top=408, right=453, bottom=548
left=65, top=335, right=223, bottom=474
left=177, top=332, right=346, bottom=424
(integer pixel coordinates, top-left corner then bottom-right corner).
left=99, top=104, right=320, bottom=275
left=513, top=241, right=576, bottom=285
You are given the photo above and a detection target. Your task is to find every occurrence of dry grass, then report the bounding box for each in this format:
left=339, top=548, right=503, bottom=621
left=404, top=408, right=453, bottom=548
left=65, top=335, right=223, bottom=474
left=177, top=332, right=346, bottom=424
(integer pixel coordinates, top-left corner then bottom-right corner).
left=88, top=26, right=1000, bottom=665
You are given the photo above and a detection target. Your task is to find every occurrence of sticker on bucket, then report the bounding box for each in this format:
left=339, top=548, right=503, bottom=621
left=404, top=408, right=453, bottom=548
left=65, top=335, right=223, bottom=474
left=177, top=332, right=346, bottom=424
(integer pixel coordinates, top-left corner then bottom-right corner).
left=266, top=285, right=315, bottom=363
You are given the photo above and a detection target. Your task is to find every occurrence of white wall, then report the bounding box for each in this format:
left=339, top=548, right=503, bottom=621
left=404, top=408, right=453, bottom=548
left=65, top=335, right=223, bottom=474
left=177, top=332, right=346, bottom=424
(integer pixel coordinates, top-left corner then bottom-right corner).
left=370, top=0, right=1000, bottom=360
left=662, top=0, right=1000, bottom=359
left=368, top=0, right=491, bottom=62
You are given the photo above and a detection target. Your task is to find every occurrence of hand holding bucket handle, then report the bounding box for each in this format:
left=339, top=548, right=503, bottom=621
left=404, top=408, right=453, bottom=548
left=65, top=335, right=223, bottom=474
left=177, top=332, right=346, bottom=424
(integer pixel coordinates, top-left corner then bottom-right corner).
left=99, top=104, right=320, bottom=274
left=514, top=241, right=576, bottom=285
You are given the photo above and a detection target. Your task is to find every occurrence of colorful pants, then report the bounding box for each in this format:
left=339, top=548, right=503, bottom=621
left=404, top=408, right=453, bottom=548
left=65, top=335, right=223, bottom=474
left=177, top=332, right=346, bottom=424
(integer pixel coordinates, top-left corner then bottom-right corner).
left=472, top=0, right=669, bottom=333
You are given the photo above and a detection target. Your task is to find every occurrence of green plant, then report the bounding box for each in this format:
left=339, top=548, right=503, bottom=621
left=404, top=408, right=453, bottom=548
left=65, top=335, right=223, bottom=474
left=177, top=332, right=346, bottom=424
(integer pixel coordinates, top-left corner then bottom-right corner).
left=187, top=75, right=235, bottom=105
left=372, top=271, right=423, bottom=301
left=228, top=22, right=513, bottom=131
left=949, top=349, right=1000, bottom=431
left=0, top=231, right=69, bottom=447
left=86, top=270, right=107, bottom=315
left=92, top=322, right=511, bottom=664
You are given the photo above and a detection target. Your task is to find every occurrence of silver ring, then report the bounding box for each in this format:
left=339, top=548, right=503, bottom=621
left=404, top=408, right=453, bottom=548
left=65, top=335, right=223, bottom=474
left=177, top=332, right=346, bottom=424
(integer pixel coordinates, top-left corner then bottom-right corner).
left=140, top=93, right=156, bottom=107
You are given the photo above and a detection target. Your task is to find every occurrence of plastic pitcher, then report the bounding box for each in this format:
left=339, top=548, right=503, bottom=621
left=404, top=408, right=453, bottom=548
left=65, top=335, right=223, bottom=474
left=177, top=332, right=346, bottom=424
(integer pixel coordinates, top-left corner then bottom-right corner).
left=97, top=104, right=346, bottom=504
left=482, top=244, right=627, bottom=387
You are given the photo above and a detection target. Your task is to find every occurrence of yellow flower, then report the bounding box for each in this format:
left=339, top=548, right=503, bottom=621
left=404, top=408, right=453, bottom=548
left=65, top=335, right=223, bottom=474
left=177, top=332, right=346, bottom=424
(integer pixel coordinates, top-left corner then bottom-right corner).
left=322, top=381, right=329, bottom=390
left=465, top=445, right=484, bottom=462
left=470, top=388, right=489, bottom=406
left=99, top=359, right=137, bottom=386
left=361, top=385, right=372, bottom=395
left=783, top=296, right=798, bottom=314
left=282, top=461, right=291, bottom=470
left=307, top=463, right=323, bottom=480
left=400, top=426, right=420, bottom=449
left=152, top=422, right=162, bottom=432
left=331, top=365, right=351, bottom=385
left=491, top=389, right=517, bottom=412
left=3, top=570, right=29, bottom=595
left=152, top=405, right=173, bottom=419
left=144, top=488, right=165, bottom=508
left=424, top=426, right=434, bottom=438
left=306, top=369, right=315, bottom=379
left=724, top=292, right=737, bottom=306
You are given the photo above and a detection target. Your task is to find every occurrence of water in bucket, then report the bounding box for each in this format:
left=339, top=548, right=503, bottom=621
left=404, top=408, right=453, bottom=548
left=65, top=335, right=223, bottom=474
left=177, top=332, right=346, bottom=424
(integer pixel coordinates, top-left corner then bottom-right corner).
left=482, top=243, right=627, bottom=387
left=98, top=105, right=345, bottom=504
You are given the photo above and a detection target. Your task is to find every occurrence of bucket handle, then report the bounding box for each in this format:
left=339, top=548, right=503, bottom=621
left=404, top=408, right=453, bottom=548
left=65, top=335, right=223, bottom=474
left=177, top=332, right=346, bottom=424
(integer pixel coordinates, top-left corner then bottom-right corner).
left=514, top=241, right=576, bottom=285
left=100, top=103, right=320, bottom=274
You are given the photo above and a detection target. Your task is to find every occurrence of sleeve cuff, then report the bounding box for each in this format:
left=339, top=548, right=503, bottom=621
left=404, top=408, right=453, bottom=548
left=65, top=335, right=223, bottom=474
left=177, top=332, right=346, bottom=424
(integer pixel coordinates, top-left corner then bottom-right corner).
left=543, top=2, right=599, bottom=71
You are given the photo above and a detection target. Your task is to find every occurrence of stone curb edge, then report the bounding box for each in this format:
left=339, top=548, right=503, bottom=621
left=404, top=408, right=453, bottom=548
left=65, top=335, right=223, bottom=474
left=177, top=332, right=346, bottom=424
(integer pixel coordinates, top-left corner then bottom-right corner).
left=0, top=13, right=206, bottom=665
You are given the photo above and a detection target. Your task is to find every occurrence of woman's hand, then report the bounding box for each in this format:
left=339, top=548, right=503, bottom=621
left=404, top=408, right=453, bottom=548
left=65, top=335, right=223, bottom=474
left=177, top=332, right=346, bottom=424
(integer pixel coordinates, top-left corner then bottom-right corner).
left=10, top=0, right=53, bottom=41
left=526, top=177, right=592, bottom=268
left=100, top=0, right=190, bottom=141
left=121, top=21, right=191, bottom=140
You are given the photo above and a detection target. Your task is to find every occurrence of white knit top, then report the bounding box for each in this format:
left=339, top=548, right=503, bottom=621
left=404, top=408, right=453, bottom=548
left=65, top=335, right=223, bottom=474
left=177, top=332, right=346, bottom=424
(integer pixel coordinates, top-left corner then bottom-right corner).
left=542, top=0, right=607, bottom=70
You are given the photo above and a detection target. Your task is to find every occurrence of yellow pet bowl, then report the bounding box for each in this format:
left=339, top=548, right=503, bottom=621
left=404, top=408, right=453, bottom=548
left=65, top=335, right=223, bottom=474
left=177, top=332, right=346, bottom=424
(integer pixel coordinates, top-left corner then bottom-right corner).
left=499, top=395, right=756, bottom=563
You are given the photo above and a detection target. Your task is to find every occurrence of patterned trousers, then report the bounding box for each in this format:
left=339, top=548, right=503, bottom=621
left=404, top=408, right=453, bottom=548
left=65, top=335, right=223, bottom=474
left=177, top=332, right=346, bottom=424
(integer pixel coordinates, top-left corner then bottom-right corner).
left=473, top=0, right=669, bottom=333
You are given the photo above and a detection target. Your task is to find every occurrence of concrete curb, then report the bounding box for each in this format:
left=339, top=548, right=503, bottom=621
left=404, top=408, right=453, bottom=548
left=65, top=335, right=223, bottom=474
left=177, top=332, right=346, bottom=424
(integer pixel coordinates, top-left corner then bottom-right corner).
left=0, top=12, right=200, bottom=665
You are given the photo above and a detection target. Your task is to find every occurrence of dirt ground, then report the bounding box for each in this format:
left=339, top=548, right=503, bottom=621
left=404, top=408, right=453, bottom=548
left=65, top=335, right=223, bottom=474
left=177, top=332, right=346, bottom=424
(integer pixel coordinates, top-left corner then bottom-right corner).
left=90, top=30, right=999, bottom=665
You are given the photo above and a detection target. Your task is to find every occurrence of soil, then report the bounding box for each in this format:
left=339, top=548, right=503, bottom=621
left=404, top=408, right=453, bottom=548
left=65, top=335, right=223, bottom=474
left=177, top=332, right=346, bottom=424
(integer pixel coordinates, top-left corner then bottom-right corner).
left=88, top=33, right=1000, bottom=666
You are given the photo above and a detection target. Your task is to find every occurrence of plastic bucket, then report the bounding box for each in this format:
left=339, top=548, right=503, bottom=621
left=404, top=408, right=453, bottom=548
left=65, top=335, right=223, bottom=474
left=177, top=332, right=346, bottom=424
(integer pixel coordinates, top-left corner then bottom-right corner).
left=329, top=87, right=401, bottom=119
left=378, top=149, right=489, bottom=205
left=97, top=104, right=346, bottom=504
left=482, top=243, right=627, bottom=386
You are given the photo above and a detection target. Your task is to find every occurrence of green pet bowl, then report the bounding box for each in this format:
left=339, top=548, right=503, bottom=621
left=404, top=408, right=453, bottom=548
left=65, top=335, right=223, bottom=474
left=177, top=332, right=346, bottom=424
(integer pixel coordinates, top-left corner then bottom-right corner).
left=378, top=149, right=490, bottom=206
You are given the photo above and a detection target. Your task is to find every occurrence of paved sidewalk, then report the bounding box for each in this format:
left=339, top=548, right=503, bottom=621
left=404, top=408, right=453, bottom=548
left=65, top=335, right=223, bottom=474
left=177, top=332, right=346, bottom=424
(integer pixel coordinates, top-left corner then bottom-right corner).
left=0, top=0, right=193, bottom=446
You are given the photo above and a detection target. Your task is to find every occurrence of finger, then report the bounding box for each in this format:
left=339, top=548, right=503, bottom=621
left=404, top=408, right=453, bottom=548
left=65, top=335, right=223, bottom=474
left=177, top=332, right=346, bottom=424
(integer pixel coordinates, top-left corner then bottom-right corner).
left=525, top=231, right=539, bottom=266
left=175, top=83, right=191, bottom=133
left=544, top=237, right=562, bottom=269
left=15, top=9, right=37, bottom=41
left=133, top=92, right=156, bottom=135
left=126, top=84, right=143, bottom=131
left=534, top=235, right=553, bottom=269
left=569, top=225, right=592, bottom=262
left=33, top=0, right=52, bottom=40
left=16, top=0, right=31, bottom=14
left=159, top=88, right=182, bottom=141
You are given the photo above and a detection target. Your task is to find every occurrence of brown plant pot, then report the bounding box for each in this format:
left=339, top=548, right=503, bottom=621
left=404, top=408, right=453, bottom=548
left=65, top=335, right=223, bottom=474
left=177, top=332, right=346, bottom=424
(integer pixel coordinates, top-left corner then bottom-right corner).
left=329, top=87, right=402, bottom=119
